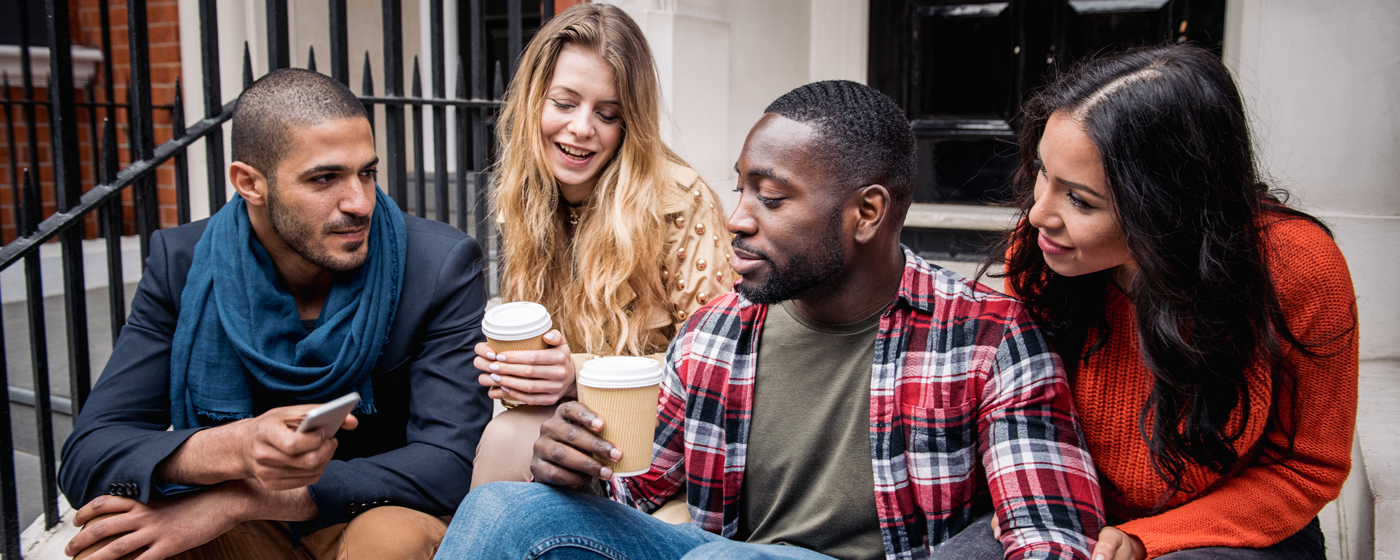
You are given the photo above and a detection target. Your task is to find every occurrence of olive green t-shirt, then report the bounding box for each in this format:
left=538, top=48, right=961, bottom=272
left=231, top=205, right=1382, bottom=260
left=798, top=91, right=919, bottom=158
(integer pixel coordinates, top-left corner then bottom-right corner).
left=737, top=299, right=885, bottom=560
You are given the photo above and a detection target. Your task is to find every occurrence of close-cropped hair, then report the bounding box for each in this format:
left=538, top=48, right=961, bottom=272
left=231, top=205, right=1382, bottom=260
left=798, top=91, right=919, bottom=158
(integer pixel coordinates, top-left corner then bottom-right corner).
left=230, top=68, right=368, bottom=186
left=992, top=44, right=1349, bottom=505
left=493, top=3, right=684, bottom=356
left=763, top=80, right=917, bottom=220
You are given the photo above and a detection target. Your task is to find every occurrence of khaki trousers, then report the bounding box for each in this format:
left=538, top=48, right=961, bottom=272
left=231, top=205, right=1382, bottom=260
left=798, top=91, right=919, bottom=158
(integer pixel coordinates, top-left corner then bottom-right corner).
left=75, top=506, right=448, bottom=560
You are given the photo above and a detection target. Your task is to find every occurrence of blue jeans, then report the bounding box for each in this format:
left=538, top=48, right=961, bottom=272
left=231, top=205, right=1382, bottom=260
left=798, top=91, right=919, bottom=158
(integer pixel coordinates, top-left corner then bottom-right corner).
left=434, top=482, right=841, bottom=560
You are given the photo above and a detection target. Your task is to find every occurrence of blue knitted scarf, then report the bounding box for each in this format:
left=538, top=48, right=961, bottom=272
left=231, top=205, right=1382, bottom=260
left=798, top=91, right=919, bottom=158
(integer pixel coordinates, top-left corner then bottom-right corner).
left=169, top=189, right=405, bottom=429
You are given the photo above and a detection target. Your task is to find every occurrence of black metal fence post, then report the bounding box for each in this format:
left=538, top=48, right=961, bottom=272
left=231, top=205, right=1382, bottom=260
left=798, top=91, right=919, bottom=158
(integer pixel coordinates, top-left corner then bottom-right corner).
left=16, top=0, right=43, bottom=204
left=470, top=0, right=489, bottom=246
left=411, top=59, right=426, bottom=218
left=101, top=119, right=126, bottom=346
left=2, top=75, right=21, bottom=239
left=382, top=0, right=409, bottom=209
left=454, top=59, right=469, bottom=232
left=21, top=169, right=58, bottom=531
left=267, top=0, right=291, bottom=72
left=199, top=0, right=227, bottom=214
left=329, top=0, right=350, bottom=86
left=128, top=0, right=159, bottom=263
left=430, top=0, right=449, bottom=223
left=49, top=0, right=95, bottom=422
left=508, top=0, right=522, bottom=76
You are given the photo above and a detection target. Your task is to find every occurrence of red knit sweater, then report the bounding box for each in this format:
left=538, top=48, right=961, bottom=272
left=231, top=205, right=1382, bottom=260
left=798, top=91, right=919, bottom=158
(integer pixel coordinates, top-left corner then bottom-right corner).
left=1021, top=214, right=1358, bottom=557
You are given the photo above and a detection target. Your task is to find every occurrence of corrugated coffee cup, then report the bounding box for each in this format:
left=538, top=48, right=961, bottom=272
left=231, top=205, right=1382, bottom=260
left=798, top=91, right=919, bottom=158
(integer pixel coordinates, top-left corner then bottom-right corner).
left=576, top=356, right=663, bottom=477
left=481, top=302, right=553, bottom=406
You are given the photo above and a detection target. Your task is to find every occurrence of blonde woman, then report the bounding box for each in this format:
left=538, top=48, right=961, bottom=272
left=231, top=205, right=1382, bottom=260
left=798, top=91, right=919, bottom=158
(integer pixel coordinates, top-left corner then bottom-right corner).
left=470, top=3, right=733, bottom=487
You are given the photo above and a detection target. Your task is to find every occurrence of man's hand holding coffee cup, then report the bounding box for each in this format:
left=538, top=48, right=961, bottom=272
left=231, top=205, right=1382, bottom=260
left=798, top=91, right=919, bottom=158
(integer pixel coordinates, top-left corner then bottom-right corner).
left=475, top=329, right=578, bottom=405
left=531, top=401, right=623, bottom=488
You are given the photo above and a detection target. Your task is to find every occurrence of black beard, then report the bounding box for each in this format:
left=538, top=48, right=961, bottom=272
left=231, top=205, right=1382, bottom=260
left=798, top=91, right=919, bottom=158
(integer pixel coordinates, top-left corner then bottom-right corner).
left=733, top=211, right=845, bottom=304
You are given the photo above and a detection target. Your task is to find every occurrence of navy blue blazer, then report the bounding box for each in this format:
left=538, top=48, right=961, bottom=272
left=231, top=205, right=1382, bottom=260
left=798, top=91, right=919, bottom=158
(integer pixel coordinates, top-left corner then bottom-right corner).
left=59, top=214, right=492, bottom=531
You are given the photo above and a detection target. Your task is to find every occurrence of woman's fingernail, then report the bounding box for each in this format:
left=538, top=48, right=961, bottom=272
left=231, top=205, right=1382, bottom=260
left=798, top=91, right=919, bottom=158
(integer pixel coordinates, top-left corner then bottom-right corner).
left=500, top=386, right=511, bottom=393
left=489, top=363, right=499, bottom=372
left=545, top=332, right=558, bottom=342
left=485, top=351, right=496, bottom=360
left=489, top=373, right=502, bottom=383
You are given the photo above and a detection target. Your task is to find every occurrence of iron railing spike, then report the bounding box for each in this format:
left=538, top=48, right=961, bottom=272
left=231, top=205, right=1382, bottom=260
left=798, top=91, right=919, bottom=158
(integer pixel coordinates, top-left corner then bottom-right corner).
left=494, top=60, right=505, bottom=100
left=244, top=42, right=255, bottom=88
left=362, top=51, right=375, bottom=95
left=412, top=56, right=422, bottom=98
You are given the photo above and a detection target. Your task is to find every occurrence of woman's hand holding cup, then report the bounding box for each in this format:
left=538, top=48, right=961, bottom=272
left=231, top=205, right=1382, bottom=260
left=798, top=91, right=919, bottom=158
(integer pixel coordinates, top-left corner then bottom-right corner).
left=475, top=330, right=579, bottom=405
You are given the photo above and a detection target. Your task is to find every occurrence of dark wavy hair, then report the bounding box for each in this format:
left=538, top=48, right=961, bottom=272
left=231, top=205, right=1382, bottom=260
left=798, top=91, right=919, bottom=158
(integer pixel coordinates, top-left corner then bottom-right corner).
left=992, top=44, right=1341, bottom=505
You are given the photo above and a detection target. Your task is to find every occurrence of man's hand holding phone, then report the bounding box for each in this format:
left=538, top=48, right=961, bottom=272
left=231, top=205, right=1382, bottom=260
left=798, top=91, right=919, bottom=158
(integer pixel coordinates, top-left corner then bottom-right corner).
left=237, top=393, right=360, bottom=491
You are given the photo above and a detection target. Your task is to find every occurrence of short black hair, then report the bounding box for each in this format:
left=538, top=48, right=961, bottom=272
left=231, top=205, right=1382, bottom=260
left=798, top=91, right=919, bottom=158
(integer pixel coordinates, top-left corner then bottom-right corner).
left=763, top=80, right=916, bottom=215
left=231, top=68, right=369, bottom=186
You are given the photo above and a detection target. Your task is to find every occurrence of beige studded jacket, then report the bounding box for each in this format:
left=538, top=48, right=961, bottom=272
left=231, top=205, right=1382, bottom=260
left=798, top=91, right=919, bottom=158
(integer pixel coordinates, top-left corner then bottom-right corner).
left=570, top=161, right=735, bottom=371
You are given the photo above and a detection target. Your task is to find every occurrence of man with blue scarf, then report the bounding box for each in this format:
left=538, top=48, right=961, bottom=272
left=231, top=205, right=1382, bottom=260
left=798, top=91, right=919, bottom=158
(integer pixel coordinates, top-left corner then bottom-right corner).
left=58, top=68, right=492, bottom=560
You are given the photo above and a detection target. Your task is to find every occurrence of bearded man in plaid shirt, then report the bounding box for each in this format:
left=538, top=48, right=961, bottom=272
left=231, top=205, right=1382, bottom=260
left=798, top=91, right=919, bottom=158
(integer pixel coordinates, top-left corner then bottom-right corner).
left=434, top=80, right=1105, bottom=560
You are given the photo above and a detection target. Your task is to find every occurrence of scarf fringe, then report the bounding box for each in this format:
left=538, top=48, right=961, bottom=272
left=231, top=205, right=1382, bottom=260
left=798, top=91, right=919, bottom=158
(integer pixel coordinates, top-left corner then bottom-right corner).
left=196, top=409, right=254, bottom=423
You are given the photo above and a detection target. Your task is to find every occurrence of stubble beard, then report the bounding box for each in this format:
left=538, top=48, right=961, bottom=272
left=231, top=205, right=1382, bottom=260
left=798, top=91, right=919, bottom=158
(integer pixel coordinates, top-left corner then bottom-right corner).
left=266, top=183, right=371, bottom=273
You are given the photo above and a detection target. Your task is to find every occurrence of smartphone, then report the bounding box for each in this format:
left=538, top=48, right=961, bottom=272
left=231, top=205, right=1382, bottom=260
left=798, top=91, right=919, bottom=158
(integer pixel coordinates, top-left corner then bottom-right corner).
left=297, top=392, right=361, bottom=438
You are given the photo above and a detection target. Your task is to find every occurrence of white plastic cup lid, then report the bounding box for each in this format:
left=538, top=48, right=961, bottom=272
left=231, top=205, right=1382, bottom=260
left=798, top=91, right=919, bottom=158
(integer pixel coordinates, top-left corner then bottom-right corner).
left=577, top=356, right=664, bottom=389
left=482, top=302, right=553, bottom=341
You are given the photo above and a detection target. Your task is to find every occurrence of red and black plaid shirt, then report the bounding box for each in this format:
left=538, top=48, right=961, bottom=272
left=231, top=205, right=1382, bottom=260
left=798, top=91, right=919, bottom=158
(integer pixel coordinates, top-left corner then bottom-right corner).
left=605, top=248, right=1104, bottom=559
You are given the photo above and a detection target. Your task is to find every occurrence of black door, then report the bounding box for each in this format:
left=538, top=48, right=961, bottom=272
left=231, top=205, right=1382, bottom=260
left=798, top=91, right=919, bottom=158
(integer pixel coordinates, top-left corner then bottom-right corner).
left=870, top=0, right=1225, bottom=259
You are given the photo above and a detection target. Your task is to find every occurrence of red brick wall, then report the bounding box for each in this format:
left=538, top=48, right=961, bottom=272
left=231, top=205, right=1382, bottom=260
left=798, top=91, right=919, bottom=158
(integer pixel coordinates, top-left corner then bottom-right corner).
left=554, top=0, right=590, bottom=15
left=0, top=0, right=183, bottom=244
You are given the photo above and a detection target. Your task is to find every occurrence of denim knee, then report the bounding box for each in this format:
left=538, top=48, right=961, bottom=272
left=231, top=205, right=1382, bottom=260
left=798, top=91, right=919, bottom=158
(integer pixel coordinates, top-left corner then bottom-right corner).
left=682, top=540, right=835, bottom=560
left=454, top=480, right=538, bottom=518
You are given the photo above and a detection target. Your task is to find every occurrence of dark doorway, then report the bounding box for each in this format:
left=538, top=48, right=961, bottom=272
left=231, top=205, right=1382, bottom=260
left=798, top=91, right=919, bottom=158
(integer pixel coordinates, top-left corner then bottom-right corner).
left=459, top=0, right=545, bottom=98
left=0, top=0, right=49, bottom=46
left=870, top=0, right=1225, bottom=258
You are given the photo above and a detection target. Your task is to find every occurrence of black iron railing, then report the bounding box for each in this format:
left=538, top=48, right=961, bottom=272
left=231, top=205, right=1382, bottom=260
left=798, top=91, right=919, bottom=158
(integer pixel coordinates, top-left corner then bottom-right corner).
left=0, top=1, right=539, bottom=556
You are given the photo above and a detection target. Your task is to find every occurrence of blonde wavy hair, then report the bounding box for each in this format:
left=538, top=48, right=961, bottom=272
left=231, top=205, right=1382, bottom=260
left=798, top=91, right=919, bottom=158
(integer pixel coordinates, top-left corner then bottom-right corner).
left=494, top=4, right=681, bottom=356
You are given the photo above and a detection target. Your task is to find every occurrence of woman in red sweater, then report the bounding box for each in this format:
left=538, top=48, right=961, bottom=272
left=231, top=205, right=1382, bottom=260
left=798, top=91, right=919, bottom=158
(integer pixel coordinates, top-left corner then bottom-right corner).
left=995, top=45, right=1358, bottom=559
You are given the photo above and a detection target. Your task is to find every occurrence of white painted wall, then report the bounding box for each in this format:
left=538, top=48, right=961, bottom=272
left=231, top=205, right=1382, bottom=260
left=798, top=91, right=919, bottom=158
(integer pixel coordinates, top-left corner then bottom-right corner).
left=1224, top=0, right=1400, bottom=361
left=1223, top=2, right=1400, bottom=556
left=611, top=0, right=867, bottom=213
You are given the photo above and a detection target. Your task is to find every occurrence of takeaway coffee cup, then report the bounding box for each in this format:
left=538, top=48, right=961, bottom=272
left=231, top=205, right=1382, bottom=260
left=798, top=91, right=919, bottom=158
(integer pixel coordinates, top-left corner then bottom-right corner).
left=481, top=301, right=553, bottom=406
left=576, top=356, right=664, bottom=477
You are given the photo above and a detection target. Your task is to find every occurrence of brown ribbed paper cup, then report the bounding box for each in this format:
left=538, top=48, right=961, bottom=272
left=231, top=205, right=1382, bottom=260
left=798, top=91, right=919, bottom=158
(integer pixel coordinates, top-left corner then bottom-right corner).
left=482, top=302, right=553, bottom=407
left=577, top=356, right=663, bottom=477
